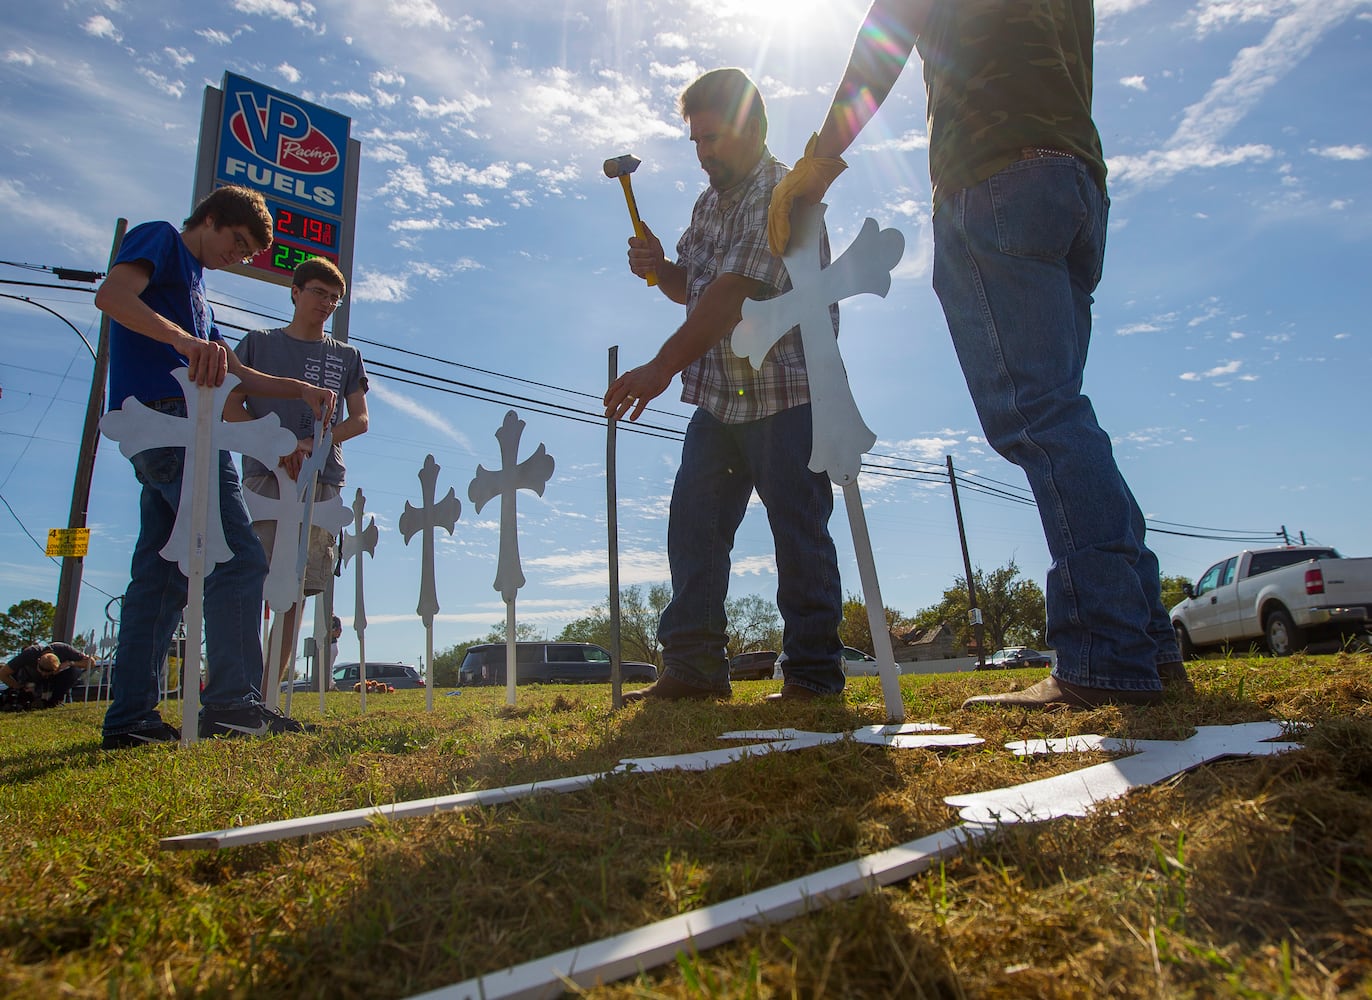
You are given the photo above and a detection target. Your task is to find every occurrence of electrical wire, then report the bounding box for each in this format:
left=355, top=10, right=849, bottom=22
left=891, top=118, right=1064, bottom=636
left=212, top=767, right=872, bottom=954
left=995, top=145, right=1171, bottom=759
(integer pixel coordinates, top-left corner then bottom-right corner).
left=0, top=271, right=1308, bottom=548
left=0, top=491, right=121, bottom=602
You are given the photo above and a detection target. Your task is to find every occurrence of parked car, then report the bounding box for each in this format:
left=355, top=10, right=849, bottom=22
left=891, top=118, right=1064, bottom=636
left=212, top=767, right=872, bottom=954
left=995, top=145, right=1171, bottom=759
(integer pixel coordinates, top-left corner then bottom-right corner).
left=975, top=647, right=1053, bottom=670
left=332, top=661, right=425, bottom=691
left=1170, top=545, right=1372, bottom=657
left=772, top=646, right=881, bottom=680
left=841, top=645, right=880, bottom=676
left=729, top=650, right=778, bottom=681
left=458, top=642, right=657, bottom=686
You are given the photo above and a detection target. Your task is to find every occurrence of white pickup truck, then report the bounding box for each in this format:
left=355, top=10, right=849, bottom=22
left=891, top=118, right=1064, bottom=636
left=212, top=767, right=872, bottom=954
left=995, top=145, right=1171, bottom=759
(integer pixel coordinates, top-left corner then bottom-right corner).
left=1170, top=546, right=1372, bottom=657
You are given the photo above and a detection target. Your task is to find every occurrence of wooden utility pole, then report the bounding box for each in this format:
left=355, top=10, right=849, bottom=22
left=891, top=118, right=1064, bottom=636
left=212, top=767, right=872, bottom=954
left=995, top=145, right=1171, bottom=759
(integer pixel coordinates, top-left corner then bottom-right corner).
left=946, top=455, right=985, bottom=668
left=54, top=219, right=126, bottom=642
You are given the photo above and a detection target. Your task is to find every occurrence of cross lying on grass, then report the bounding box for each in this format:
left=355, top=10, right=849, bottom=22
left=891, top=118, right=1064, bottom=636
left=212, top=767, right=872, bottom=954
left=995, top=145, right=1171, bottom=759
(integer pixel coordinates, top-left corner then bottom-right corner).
left=405, top=721, right=1302, bottom=1000
left=160, top=722, right=1301, bottom=993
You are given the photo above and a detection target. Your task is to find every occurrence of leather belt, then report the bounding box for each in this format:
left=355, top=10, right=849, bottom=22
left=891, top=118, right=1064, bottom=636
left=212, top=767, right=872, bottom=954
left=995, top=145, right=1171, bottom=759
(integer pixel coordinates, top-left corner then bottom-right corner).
left=1020, top=147, right=1076, bottom=160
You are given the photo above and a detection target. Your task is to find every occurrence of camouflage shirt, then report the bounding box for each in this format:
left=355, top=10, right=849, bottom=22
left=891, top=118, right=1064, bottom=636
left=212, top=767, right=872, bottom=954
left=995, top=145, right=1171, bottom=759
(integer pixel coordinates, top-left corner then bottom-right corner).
left=918, top=0, right=1107, bottom=211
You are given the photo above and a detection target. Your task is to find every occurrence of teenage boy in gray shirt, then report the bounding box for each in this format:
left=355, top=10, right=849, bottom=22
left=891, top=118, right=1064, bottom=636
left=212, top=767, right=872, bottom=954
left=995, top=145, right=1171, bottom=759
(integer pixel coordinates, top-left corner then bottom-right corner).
left=234, top=258, right=368, bottom=695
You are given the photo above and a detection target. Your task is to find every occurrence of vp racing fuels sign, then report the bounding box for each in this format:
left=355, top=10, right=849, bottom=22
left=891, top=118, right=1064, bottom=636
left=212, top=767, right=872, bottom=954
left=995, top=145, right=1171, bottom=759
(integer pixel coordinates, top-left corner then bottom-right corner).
left=197, top=72, right=358, bottom=288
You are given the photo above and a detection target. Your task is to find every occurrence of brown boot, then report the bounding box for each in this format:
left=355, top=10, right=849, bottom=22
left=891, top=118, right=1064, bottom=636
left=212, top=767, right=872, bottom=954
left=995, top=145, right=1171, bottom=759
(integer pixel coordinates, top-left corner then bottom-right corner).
left=622, top=674, right=731, bottom=704
left=962, top=674, right=1163, bottom=710
left=764, top=684, right=838, bottom=702
left=1157, top=660, right=1195, bottom=695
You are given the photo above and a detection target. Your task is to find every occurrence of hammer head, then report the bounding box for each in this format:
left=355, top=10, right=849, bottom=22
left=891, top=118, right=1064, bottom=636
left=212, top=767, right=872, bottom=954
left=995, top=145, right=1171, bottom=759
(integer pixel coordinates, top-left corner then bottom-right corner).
left=603, top=154, right=641, bottom=179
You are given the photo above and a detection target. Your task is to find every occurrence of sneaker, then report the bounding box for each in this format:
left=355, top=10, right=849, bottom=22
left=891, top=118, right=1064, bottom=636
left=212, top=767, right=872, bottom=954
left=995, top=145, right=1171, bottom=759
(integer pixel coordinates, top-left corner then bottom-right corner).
left=199, top=703, right=307, bottom=739
left=102, top=721, right=181, bottom=749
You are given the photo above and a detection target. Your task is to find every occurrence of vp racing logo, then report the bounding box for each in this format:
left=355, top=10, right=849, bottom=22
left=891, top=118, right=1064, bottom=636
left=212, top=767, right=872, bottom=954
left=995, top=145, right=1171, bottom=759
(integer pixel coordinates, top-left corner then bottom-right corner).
left=223, top=89, right=341, bottom=208
left=230, top=93, right=339, bottom=173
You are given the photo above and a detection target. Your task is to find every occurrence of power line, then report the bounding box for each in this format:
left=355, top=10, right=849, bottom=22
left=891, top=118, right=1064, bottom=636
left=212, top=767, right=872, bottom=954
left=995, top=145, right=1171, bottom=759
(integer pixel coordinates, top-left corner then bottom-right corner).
left=0, top=491, right=121, bottom=603
left=0, top=269, right=1299, bottom=548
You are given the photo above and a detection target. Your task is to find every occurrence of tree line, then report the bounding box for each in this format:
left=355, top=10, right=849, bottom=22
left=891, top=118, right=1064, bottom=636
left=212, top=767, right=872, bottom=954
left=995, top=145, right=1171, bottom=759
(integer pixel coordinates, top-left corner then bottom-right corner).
left=428, top=559, right=1195, bottom=685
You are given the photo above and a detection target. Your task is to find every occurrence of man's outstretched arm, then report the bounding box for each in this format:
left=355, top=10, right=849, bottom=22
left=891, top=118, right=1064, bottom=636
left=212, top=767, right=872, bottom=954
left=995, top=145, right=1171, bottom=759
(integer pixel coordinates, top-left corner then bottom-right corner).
left=769, top=0, right=930, bottom=253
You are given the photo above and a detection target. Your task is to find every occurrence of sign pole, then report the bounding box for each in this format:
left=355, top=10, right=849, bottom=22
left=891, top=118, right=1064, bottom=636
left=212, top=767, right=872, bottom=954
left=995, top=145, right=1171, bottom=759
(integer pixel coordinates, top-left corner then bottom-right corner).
left=54, top=218, right=126, bottom=642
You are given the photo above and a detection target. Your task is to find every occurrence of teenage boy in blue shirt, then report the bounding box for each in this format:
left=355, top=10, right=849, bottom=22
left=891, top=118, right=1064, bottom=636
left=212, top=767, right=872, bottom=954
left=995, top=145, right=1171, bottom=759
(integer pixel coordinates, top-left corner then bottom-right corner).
left=96, top=185, right=335, bottom=748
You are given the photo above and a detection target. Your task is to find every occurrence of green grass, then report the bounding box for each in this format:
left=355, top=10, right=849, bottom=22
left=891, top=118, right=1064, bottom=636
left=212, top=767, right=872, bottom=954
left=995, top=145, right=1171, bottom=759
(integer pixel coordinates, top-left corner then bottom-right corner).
left=2, top=654, right=1371, bottom=997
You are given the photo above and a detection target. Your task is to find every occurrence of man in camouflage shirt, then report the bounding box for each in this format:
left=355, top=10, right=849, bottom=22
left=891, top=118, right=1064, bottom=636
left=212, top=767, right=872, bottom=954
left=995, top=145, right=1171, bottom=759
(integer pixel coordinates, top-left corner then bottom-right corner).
left=768, top=0, right=1187, bottom=709
left=604, top=68, right=844, bottom=704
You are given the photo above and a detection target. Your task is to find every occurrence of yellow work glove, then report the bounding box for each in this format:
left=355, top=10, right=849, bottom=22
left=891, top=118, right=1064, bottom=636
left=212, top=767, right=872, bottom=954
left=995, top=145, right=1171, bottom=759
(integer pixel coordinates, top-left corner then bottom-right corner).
left=767, top=133, right=847, bottom=256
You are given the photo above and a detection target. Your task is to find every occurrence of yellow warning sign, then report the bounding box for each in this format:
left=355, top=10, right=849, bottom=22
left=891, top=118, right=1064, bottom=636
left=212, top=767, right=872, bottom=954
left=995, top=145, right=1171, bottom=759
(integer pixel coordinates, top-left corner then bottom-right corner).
left=45, top=528, right=90, bottom=558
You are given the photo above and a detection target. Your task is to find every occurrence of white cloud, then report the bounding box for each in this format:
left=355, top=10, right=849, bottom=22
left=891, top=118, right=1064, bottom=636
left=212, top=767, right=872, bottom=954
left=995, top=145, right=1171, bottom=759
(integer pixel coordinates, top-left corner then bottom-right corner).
left=1180, top=359, right=1246, bottom=381
left=327, top=90, right=372, bottom=108
left=1310, top=144, right=1369, bottom=160
left=428, top=157, right=517, bottom=189
left=882, top=434, right=963, bottom=461
left=276, top=62, right=301, bottom=83
left=1113, top=0, right=1364, bottom=187
left=163, top=47, right=195, bottom=69
left=82, top=15, right=122, bottom=41
left=0, top=179, right=108, bottom=256
left=1120, top=75, right=1148, bottom=91
left=196, top=28, right=234, bottom=45
left=861, top=130, right=929, bottom=153
left=386, top=0, right=476, bottom=31
left=371, top=70, right=405, bottom=88
left=365, top=143, right=408, bottom=164
left=369, top=382, right=472, bottom=450
left=351, top=269, right=411, bottom=303
left=649, top=59, right=702, bottom=85
left=1116, top=321, right=1163, bottom=336
left=655, top=32, right=689, bottom=49
left=135, top=67, right=185, bottom=99
left=410, top=93, right=490, bottom=121
left=232, top=0, right=318, bottom=31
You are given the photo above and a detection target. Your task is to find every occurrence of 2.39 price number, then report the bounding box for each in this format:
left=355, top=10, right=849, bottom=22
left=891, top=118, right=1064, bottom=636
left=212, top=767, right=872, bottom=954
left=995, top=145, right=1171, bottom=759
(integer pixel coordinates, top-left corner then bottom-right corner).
left=271, top=243, right=324, bottom=272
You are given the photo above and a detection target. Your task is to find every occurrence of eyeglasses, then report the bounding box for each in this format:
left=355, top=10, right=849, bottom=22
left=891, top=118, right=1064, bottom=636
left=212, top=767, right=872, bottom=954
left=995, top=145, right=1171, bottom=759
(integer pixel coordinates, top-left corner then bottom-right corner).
left=232, top=231, right=262, bottom=263
left=302, top=285, right=344, bottom=307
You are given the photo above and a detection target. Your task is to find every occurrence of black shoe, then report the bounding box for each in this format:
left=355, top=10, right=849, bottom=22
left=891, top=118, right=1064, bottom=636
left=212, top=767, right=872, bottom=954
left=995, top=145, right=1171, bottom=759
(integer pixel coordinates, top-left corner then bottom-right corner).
left=962, top=674, right=1163, bottom=710
left=621, top=674, right=731, bottom=704
left=200, top=703, right=307, bottom=739
left=102, top=722, right=181, bottom=749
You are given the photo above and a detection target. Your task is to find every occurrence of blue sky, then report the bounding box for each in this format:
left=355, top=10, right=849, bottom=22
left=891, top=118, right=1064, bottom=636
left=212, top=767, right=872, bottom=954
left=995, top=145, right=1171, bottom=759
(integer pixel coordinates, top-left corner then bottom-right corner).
left=1, top=0, right=1368, bottom=668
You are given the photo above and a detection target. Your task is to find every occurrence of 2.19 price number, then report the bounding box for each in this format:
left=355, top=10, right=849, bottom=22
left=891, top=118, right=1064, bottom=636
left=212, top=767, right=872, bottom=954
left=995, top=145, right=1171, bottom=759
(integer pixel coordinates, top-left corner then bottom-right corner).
left=275, top=207, right=338, bottom=251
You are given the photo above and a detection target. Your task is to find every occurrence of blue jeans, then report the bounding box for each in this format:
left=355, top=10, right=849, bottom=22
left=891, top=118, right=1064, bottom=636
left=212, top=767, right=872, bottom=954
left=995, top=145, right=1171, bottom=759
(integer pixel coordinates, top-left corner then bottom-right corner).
left=657, top=404, right=843, bottom=694
left=932, top=156, right=1179, bottom=692
left=104, top=437, right=269, bottom=736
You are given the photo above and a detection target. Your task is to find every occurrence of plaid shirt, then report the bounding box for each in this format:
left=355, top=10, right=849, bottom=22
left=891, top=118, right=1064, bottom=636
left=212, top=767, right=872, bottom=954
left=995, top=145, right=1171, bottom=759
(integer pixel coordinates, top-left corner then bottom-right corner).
left=675, top=150, right=836, bottom=424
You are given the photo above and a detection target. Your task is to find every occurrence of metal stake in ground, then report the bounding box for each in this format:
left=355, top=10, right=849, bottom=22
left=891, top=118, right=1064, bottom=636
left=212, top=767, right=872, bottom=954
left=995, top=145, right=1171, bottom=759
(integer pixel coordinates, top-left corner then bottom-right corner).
left=400, top=454, right=462, bottom=710
left=341, top=488, right=378, bottom=712
left=734, top=203, right=907, bottom=721
left=469, top=410, right=555, bottom=706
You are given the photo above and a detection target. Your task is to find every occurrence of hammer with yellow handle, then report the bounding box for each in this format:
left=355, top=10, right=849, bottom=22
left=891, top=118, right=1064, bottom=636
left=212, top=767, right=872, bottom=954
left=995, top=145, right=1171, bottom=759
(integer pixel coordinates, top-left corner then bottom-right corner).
left=603, top=153, right=657, bottom=287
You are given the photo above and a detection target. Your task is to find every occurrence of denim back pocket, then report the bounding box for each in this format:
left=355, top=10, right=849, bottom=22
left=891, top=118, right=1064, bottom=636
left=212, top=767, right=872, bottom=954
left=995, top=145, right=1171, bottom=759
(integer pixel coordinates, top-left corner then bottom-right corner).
left=131, top=446, right=185, bottom=487
left=989, top=158, right=1088, bottom=261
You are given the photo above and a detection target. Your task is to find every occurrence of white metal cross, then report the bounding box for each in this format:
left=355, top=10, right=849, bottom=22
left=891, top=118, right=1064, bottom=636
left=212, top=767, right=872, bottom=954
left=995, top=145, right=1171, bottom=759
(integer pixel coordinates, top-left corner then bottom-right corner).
left=401, top=453, right=462, bottom=709
left=341, top=488, right=378, bottom=711
left=732, top=205, right=908, bottom=720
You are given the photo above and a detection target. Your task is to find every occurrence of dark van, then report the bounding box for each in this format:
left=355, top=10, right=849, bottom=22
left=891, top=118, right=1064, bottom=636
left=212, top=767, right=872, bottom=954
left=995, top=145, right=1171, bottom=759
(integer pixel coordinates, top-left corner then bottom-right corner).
left=458, top=642, right=657, bottom=686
